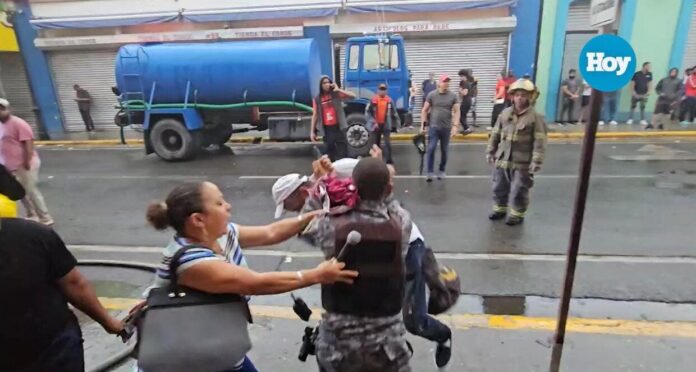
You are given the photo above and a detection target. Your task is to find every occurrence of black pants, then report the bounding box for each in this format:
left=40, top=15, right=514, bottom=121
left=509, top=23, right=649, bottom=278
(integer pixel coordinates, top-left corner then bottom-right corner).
left=491, top=103, right=505, bottom=127
left=10, top=322, right=84, bottom=372
left=372, top=125, right=393, bottom=164
left=558, top=97, right=576, bottom=123
left=323, top=125, right=347, bottom=161
left=79, top=108, right=95, bottom=131
left=459, top=100, right=471, bottom=130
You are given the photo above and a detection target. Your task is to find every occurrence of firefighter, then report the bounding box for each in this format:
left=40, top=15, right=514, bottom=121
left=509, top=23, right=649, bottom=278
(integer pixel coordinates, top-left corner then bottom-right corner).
left=486, top=79, right=547, bottom=226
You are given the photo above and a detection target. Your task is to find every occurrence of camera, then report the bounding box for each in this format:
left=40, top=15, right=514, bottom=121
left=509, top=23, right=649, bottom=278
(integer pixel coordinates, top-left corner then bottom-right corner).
left=298, top=326, right=319, bottom=362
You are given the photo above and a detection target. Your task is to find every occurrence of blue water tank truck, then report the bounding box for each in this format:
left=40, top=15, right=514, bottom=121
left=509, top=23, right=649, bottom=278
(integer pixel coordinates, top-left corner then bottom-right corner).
left=113, top=35, right=410, bottom=161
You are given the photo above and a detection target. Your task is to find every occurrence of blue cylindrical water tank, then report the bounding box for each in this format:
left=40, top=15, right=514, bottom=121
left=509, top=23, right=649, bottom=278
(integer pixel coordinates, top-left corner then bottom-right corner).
left=115, top=39, right=322, bottom=105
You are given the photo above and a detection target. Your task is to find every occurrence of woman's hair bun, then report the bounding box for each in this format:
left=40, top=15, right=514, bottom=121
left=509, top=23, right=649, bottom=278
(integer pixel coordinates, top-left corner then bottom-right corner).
left=146, top=201, right=170, bottom=230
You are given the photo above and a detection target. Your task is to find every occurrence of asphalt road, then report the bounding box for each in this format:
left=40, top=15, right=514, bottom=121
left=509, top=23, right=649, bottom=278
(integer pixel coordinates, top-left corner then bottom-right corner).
left=35, top=140, right=696, bottom=302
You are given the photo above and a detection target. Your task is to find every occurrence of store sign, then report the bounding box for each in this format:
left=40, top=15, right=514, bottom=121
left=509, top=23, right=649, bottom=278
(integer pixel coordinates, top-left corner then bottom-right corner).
left=35, top=26, right=303, bottom=49
left=330, top=17, right=516, bottom=36
left=590, top=0, right=619, bottom=28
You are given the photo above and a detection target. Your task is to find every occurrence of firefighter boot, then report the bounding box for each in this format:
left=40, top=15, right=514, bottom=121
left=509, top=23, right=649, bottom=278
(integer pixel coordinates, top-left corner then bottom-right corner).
left=505, top=215, right=524, bottom=226
left=489, top=211, right=507, bottom=221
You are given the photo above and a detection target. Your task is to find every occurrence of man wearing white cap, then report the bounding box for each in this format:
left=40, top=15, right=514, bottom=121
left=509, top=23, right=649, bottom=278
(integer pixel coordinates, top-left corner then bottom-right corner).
left=272, top=173, right=312, bottom=219
left=0, top=99, right=54, bottom=225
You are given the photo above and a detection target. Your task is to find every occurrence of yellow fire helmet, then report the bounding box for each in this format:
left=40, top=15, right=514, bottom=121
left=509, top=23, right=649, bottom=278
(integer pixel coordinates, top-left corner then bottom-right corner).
left=507, top=78, right=536, bottom=94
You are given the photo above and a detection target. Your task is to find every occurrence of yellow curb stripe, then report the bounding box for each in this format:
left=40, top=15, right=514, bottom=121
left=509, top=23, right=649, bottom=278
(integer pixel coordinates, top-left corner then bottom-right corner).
left=99, top=297, right=696, bottom=338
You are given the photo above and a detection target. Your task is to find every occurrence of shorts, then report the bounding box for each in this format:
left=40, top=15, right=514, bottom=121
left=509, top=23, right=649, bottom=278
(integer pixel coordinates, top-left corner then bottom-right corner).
left=631, top=96, right=648, bottom=108
left=581, top=96, right=590, bottom=107
left=654, top=98, right=675, bottom=115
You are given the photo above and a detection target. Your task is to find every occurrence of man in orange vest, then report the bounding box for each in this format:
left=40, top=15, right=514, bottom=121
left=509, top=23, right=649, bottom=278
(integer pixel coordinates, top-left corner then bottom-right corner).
left=366, top=83, right=400, bottom=164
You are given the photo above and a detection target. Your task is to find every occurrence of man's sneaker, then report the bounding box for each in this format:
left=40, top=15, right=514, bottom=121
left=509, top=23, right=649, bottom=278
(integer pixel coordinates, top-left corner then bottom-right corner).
left=25, top=215, right=40, bottom=223
left=435, top=336, right=452, bottom=368
left=426, top=174, right=434, bottom=183
left=626, top=119, right=634, bottom=125
left=505, top=215, right=524, bottom=226
left=461, top=128, right=473, bottom=135
left=556, top=122, right=565, bottom=127
left=610, top=120, right=618, bottom=126
left=645, top=124, right=654, bottom=130
left=680, top=120, right=691, bottom=127
left=640, top=120, right=649, bottom=126
left=437, top=171, right=446, bottom=180
left=598, top=121, right=606, bottom=126
left=489, top=211, right=506, bottom=221
left=40, top=216, right=55, bottom=227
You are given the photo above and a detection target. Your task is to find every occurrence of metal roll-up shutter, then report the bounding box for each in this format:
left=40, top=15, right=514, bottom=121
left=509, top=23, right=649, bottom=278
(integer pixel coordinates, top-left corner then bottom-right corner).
left=683, top=6, right=696, bottom=71
left=49, top=49, right=118, bottom=132
left=557, top=32, right=595, bottom=122
left=567, top=0, right=592, bottom=32
left=406, top=34, right=509, bottom=124
left=0, top=53, right=39, bottom=133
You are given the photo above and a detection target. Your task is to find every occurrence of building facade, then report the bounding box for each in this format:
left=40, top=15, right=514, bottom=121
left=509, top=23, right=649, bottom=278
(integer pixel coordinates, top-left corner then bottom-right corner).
left=535, top=0, right=696, bottom=123
left=4, top=0, right=542, bottom=138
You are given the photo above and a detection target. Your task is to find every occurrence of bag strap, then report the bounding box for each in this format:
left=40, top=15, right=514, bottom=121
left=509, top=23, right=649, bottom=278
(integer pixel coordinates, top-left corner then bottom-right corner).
left=168, top=244, right=209, bottom=295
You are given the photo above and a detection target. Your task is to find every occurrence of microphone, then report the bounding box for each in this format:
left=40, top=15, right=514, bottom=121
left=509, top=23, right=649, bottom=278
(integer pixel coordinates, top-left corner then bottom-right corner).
left=336, top=231, right=361, bottom=262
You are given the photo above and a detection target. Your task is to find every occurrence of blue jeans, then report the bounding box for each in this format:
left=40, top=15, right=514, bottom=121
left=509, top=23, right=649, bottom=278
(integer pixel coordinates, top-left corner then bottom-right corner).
left=403, top=239, right=452, bottom=344
left=602, top=94, right=617, bottom=122
left=426, top=126, right=451, bottom=174
left=224, top=356, right=258, bottom=372
left=12, top=321, right=84, bottom=372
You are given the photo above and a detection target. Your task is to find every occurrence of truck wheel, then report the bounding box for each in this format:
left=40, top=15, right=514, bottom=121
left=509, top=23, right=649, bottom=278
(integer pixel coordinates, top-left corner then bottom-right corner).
left=150, top=118, right=200, bottom=161
left=345, top=113, right=373, bottom=158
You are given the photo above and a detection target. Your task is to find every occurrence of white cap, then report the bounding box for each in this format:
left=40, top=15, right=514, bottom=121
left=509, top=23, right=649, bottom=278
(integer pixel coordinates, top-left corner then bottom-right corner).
left=0, top=98, right=9, bottom=108
left=272, top=173, right=308, bottom=219
left=332, top=158, right=359, bottom=179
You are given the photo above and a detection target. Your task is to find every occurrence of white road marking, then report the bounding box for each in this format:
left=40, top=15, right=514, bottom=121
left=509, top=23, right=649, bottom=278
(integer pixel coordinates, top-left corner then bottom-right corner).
left=69, top=245, right=696, bottom=264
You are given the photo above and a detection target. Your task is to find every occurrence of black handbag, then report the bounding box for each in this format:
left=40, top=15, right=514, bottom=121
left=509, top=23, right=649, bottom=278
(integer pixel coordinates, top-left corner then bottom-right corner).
left=137, top=245, right=253, bottom=372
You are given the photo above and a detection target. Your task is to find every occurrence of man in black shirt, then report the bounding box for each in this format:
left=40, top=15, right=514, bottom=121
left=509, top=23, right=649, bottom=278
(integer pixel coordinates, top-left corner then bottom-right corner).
left=629, top=62, right=653, bottom=125
left=458, top=69, right=474, bottom=135
left=0, top=165, right=123, bottom=372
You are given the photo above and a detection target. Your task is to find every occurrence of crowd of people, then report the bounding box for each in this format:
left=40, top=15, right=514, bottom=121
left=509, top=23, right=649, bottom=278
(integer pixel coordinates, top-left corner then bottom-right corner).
left=558, top=63, right=696, bottom=128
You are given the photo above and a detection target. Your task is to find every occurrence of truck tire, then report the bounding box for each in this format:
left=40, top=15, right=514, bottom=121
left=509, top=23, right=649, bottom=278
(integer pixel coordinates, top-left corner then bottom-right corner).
left=345, top=113, right=373, bottom=158
left=150, top=118, right=200, bottom=161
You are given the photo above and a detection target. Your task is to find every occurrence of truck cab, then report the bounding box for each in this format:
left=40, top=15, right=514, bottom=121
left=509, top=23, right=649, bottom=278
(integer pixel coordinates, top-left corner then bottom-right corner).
left=339, top=35, right=410, bottom=156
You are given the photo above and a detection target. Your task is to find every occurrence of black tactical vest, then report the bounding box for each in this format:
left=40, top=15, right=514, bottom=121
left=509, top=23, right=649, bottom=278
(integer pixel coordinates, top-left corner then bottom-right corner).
left=322, top=211, right=404, bottom=317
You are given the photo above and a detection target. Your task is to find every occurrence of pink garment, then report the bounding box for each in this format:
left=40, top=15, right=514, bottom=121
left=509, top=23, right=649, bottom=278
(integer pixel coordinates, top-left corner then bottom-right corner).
left=314, top=176, right=360, bottom=209
left=1, top=115, right=39, bottom=172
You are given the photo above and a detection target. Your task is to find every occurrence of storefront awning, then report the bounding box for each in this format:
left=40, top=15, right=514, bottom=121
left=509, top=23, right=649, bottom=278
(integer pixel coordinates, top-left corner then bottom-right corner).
left=182, top=3, right=341, bottom=23
left=30, top=12, right=180, bottom=30
left=345, top=0, right=517, bottom=13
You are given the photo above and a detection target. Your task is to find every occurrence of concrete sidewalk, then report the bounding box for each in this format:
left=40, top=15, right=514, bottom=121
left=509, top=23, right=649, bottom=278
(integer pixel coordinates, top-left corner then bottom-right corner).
left=36, top=120, right=696, bottom=146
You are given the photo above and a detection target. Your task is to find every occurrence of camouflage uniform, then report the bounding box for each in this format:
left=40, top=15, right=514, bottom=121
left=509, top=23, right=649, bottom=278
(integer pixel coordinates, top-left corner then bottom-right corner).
left=302, top=200, right=413, bottom=372
left=486, top=105, right=547, bottom=219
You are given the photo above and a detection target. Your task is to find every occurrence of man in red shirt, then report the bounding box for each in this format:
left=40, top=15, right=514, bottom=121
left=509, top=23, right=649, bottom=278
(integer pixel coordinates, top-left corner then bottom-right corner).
left=0, top=99, right=54, bottom=225
left=310, top=76, right=356, bottom=161
left=366, top=83, right=400, bottom=164
left=680, top=67, right=696, bottom=126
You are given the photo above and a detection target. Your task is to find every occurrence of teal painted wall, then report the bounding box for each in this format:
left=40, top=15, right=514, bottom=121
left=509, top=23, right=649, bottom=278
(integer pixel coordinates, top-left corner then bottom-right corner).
left=533, top=0, right=561, bottom=118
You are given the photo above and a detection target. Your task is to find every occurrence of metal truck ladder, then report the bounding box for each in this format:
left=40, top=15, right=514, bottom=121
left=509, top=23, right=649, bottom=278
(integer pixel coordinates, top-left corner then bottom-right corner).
left=118, top=47, right=147, bottom=127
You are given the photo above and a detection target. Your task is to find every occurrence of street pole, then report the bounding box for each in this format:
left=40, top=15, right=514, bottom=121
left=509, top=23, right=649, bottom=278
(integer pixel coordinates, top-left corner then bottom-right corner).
left=549, top=19, right=613, bottom=372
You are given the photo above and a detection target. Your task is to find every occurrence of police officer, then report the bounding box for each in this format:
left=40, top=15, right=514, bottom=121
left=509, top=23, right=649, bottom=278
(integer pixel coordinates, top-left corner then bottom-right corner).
left=486, top=79, right=547, bottom=226
left=302, top=157, right=413, bottom=372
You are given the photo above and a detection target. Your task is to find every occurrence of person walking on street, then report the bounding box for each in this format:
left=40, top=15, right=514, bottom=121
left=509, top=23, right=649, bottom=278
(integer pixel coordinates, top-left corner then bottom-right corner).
left=457, top=70, right=474, bottom=135
left=648, top=68, right=683, bottom=130
left=73, top=84, right=95, bottom=132
left=487, top=79, right=547, bottom=226
left=0, top=166, right=124, bottom=372
left=558, top=69, right=580, bottom=125
left=366, top=83, right=400, bottom=164
left=628, top=62, right=653, bottom=126
left=421, top=73, right=438, bottom=107
left=311, top=76, right=356, bottom=161
left=680, top=67, right=696, bottom=126
left=490, top=71, right=507, bottom=130
left=421, top=75, right=461, bottom=182
left=578, top=79, right=592, bottom=124
left=0, top=99, right=54, bottom=225
left=407, top=78, right=416, bottom=128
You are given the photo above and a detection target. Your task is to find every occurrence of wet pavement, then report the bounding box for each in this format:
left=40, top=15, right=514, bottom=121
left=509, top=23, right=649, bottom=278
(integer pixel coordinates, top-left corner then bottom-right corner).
left=26, top=139, right=696, bottom=371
